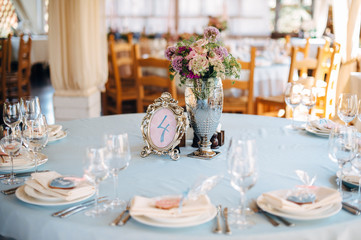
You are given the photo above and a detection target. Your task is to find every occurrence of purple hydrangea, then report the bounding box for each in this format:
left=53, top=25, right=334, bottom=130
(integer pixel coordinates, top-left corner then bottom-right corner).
left=204, top=26, right=220, bottom=42
left=183, top=70, right=200, bottom=79
left=172, top=56, right=184, bottom=72
left=177, top=46, right=192, bottom=55
left=214, top=46, right=229, bottom=60
left=165, top=46, right=177, bottom=60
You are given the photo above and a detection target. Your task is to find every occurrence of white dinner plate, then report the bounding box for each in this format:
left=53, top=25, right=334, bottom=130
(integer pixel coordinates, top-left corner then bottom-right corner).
left=257, top=195, right=341, bottom=220
left=15, top=185, right=95, bottom=206
left=24, top=185, right=62, bottom=202
left=0, top=153, right=48, bottom=172
left=130, top=205, right=217, bottom=228
left=48, top=130, right=67, bottom=142
left=305, top=125, right=329, bottom=138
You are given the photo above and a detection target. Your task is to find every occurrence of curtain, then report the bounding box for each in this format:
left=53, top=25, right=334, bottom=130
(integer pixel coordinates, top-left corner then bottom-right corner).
left=313, top=0, right=329, bottom=38
left=48, top=0, right=108, bottom=96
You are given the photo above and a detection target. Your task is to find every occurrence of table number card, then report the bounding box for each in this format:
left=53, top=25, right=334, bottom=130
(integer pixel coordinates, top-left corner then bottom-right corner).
left=140, top=92, right=186, bottom=160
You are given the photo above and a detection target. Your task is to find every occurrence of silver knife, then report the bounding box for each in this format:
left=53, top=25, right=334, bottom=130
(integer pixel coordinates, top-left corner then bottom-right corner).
left=59, top=199, right=108, bottom=218
left=52, top=196, right=107, bottom=217
left=342, top=203, right=360, bottom=215
left=0, top=170, right=50, bottom=179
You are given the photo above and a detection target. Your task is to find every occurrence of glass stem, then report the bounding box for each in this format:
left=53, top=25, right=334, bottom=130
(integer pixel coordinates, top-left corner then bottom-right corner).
left=339, top=164, right=344, bottom=197
left=9, top=155, right=15, bottom=182
left=291, top=107, right=296, bottom=129
left=95, top=182, right=99, bottom=211
left=113, top=173, right=119, bottom=200
left=239, top=190, right=246, bottom=222
left=358, top=178, right=361, bottom=202
left=33, top=151, right=38, bottom=172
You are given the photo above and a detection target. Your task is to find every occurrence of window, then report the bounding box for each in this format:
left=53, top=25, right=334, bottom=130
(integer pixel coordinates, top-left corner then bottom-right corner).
left=0, top=0, right=18, bottom=37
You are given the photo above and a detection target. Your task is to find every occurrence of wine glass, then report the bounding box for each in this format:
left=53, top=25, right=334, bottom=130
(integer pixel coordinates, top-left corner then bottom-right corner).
left=228, top=138, right=258, bottom=229
left=284, top=82, right=304, bottom=129
left=0, top=133, right=23, bottom=185
left=104, top=133, right=131, bottom=209
left=20, top=96, right=41, bottom=123
left=3, top=101, right=22, bottom=136
left=301, top=87, right=317, bottom=126
left=328, top=124, right=357, bottom=199
left=83, top=147, right=109, bottom=217
left=337, top=93, right=357, bottom=126
left=21, top=115, right=49, bottom=172
left=357, top=99, right=361, bottom=122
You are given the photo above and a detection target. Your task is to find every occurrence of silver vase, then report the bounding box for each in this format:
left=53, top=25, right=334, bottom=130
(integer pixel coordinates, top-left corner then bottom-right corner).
left=185, top=77, right=223, bottom=159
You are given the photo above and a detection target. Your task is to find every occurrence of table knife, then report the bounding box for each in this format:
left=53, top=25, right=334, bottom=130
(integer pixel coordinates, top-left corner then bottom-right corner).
left=1, top=185, right=22, bottom=195
left=110, top=203, right=130, bottom=226
left=59, top=199, right=108, bottom=218
left=342, top=202, right=360, bottom=215
left=213, top=205, right=223, bottom=233
left=52, top=196, right=107, bottom=217
left=0, top=170, right=49, bottom=179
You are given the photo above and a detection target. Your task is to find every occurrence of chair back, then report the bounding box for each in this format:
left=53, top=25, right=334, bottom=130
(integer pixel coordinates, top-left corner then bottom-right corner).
left=133, top=44, right=175, bottom=113
left=0, top=38, right=8, bottom=103
left=17, top=34, right=32, bottom=97
left=223, top=47, right=256, bottom=114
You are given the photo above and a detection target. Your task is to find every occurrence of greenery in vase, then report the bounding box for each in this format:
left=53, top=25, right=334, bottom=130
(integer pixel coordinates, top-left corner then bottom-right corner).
left=165, top=26, right=241, bottom=88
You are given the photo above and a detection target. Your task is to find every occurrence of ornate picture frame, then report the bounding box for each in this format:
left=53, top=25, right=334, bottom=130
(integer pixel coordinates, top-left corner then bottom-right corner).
left=140, top=92, right=187, bottom=160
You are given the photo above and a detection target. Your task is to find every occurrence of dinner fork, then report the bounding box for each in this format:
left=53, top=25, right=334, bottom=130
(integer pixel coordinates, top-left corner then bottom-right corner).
left=213, top=205, right=222, bottom=234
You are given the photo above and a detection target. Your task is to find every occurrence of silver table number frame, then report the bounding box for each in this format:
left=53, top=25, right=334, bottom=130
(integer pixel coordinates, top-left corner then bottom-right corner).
left=140, top=92, right=187, bottom=160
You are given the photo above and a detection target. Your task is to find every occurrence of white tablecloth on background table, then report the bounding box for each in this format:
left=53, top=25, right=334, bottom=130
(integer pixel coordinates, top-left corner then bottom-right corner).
left=291, top=38, right=326, bottom=58
left=0, top=113, right=359, bottom=240
left=11, top=35, right=49, bottom=65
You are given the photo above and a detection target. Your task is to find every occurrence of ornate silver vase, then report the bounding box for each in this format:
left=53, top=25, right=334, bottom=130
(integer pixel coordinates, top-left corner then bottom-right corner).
left=185, top=77, right=223, bottom=159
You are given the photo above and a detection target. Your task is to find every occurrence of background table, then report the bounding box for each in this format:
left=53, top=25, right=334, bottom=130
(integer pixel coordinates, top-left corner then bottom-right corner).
left=11, top=35, right=49, bottom=65
left=0, top=114, right=359, bottom=240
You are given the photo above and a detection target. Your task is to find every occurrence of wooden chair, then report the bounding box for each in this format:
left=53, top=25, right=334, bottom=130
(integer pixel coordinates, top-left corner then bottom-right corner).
left=256, top=41, right=324, bottom=118
left=312, top=42, right=341, bottom=119
left=102, top=36, right=138, bottom=115
left=222, top=47, right=256, bottom=114
left=0, top=38, right=8, bottom=104
left=133, top=44, right=177, bottom=113
left=6, top=34, right=32, bottom=99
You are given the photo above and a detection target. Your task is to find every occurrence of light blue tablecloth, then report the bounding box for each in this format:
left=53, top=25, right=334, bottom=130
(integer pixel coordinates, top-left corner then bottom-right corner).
left=0, top=114, right=358, bottom=240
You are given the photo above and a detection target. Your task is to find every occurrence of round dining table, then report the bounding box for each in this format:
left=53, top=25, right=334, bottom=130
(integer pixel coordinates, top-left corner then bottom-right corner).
left=0, top=113, right=359, bottom=240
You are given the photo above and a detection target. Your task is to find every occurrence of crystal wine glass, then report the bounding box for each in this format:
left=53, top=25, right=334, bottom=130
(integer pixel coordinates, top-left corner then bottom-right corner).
left=104, top=133, right=131, bottom=209
left=357, top=99, right=361, bottom=122
left=21, top=115, right=49, bottom=172
left=228, top=138, right=258, bottom=229
left=284, top=82, right=304, bottom=129
left=301, top=87, right=317, bottom=126
left=3, top=101, right=22, bottom=136
left=20, top=96, right=41, bottom=123
left=83, top=147, right=109, bottom=217
left=328, top=124, right=357, bottom=199
left=0, top=134, right=23, bottom=185
left=337, top=93, right=357, bottom=126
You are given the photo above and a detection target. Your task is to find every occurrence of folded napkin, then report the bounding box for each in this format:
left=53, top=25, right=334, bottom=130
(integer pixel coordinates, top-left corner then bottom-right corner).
left=24, top=171, right=94, bottom=201
left=0, top=154, right=32, bottom=167
left=310, top=119, right=335, bottom=133
left=48, top=125, right=62, bottom=137
left=343, top=175, right=360, bottom=185
left=130, top=194, right=213, bottom=218
left=262, top=187, right=341, bottom=214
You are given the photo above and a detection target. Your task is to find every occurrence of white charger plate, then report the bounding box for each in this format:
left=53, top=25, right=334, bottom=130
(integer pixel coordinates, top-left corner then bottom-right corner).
left=16, top=185, right=95, bottom=206
left=257, top=195, right=341, bottom=220
left=48, top=130, right=67, bottom=142
left=305, top=125, right=329, bottom=138
left=130, top=205, right=217, bottom=228
left=0, top=153, right=48, bottom=172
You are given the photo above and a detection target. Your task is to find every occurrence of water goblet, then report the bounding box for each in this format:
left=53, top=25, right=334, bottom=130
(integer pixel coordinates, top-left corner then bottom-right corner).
left=20, top=96, right=41, bottom=123
left=301, top=87, right=317, bottom=126
left=0, top=134, right=23, bottom=185
left=337, top=93, right=357, bottom=126
left=83, top=147, right=109, bottom=217
left=284, top=82, right=304, bottom=129
left=228, top=138, right=258, bottom=229
left=328, top=124, right=357, bottom=199
left=3, top=101, right=22, bottom=136
left=21, top=115, right=49, bottom=172
left=104, top=133, right=131, bottom=209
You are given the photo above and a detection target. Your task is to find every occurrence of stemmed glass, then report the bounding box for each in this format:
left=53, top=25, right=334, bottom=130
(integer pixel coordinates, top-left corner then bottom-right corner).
left=83, top=147, right=109, bottom=217
left=21, top=115, right=49, bottom=172
left=20, top=96, right=41, bottom=123
left=301, top=87, right=317, bottom=126
left=284, top=82, right=304, bottom=129
left=228, top=138, right=258, bottom=229
left=0, top=132, right=23, bottom=185
left=328, top=124, right=357, bottom=199
left=337, top=93, right=357, bottom=126
left=104, top=133, right=131, bottom=209
left=3, top=101, right=22, bottom=136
